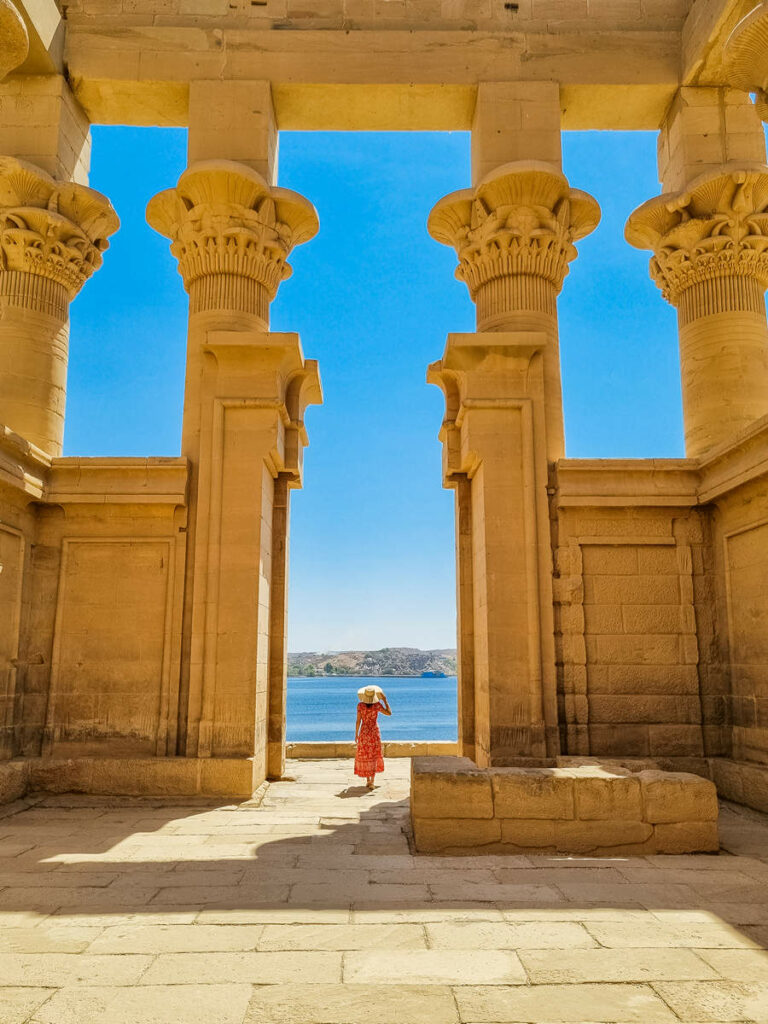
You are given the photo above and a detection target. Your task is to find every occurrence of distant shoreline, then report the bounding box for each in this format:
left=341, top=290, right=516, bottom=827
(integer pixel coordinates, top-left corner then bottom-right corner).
left=288, top=674, right=455, bottom=679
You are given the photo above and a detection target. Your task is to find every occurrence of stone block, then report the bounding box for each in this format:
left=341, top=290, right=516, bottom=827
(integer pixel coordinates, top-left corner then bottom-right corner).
left=654, top=821, right=719, bottom=854
left=640, top=771, right=719, bottom=823
left=86, top=758, right=194, bottom=796
left=199, top=758, right=255, bottom=797
left=411, top=758, right=493, bottom=819
left=554, top=819, right=654, bottom=855
left=412, top=817, right=501, bottom=853
left=0, top=761, right=28, bottom=804
left=499, top=818, right=556, bottom=849
left=649, top=724, right=704, bottom=757
left=572, top=771, right=642, bottom=820
left=739, top=762, right=768, bottom=815
left=29, top=757, right=93, bottom=794
left=492, top=769, right=574, bottom=820
left=589, top=723, right=651, bottom=756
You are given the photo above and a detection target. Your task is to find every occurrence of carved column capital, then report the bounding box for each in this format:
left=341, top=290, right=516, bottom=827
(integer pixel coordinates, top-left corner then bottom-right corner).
left=725, top=2, right=768, bottom=122
left=625, top=164, right=768, bottom=320
left=0, top=157, right=119, bottom=309
left=428, top=161, right=600, bottom=326
left=146, top=160, right=319, bottom=321
left=0, top=0, right=28, bottom=81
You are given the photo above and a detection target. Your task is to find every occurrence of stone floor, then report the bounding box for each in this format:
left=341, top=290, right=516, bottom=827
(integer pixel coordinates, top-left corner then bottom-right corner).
left=0, top=758, right=767, bottom=1024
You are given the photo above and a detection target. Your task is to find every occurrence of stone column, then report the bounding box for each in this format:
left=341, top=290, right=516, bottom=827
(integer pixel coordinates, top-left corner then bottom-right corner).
left=430, top=163, right=599, bottom=461
left=147, top=161, right=321, bottom=783
left=428, top=163, right=600, bottom=765
left=626, top=165, right=768, bottom=457
left=0, top=157, right=118, bottom=455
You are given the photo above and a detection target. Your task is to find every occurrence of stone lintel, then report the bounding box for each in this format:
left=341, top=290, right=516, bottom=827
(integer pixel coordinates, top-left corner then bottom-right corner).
left=45, top=456, right=190, bottom=507
left=554, top=458, right=700, bottom=510
left=61, top=17, right=685, bottom=130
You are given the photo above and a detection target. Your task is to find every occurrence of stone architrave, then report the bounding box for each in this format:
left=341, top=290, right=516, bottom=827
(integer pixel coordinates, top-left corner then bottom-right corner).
left=428, top=162, right=600, bottom=766
left=0, top=0, right=28, bottom=81
left=724, top=2, right=768, bottom=122
left=0, top=156, right=119, bottom=455
left=626, top=164, right=768, bottom=457
left=147, top=161, right=321, bottom=783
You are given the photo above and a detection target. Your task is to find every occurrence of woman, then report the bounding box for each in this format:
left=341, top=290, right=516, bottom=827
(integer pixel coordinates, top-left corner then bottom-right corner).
left=354, top=685, right=392, bottom=789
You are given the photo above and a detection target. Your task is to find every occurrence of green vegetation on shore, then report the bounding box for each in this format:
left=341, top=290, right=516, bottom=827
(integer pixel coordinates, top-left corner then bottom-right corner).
left=288, top=647, right=456, bottom=678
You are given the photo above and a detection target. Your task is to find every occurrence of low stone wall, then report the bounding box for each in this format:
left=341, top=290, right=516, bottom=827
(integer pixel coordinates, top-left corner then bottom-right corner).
left=411, top=757, right=719, bottom=856
left=0, top=757, right=257, bottom=803
left=286, top=741, right=458, bottom=759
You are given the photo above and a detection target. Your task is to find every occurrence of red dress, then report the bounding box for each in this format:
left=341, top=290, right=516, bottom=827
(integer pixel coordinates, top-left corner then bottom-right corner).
left=354, top=701, right=385, bottom=777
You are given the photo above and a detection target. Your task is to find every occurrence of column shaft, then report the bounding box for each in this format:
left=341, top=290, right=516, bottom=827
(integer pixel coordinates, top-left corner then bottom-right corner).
left=0, top=273, right=68, bottom=454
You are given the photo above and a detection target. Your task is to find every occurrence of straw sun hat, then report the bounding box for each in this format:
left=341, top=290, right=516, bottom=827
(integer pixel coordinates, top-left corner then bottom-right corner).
left=358, top=685, right=385, bottom=704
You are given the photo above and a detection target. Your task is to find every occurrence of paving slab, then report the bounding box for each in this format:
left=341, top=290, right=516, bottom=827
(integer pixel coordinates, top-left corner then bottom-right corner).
left=0, top=758, right=765, bottom=1024
left=454, top=983, right=680, bottom=1022
left=27, top=984, right=253, bottom=1024
left=243, top=982, right=460, bottom=1023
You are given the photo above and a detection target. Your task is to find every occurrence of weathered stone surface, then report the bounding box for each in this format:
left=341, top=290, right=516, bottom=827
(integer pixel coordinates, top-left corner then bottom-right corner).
left=572, top=770, right=642, bottom=821
left=411, top=817, right=502, bottom=853
left=411, top=757, right=494, bottom=819
left=641, top=771, right=719, bottom=823
left=654, top=821, right=720, bottom=854
left=493, top=769, right=575, bottom=820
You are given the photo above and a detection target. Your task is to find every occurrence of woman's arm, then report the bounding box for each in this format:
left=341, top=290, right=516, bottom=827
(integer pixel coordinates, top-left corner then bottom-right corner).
left=354, top=709, right=362, bottom=740
left=379, top=697, right=392, bottom=717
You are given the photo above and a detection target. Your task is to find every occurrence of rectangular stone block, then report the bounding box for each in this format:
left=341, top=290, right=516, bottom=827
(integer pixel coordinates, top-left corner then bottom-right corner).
left=411, top=757, right=493, bottom=819
left=199, top=758, right=255, bottom=797
left=0, top=761, right=29, bottom=804
left=640, top=771, right=719, bottom=823
left=492, top=769, right=574, bottom=820
left=554, top=819, right=654, bottom=855
left=573, top=772, right=642, bottom=820
left=500, top=818, right=556, bottom=849
left=412, top=817, right=501, bottom=854
left=654, top=821, right=719, bottom=854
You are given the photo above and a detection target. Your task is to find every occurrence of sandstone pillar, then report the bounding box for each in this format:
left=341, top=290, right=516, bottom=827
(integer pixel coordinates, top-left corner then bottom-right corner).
left=147, top=161, right=321, bottom=784
left=428, top=163, right=600, bottom=766
left=626, top=164, right=768, bottom=457
left=0, top=157, right=118, bottom=455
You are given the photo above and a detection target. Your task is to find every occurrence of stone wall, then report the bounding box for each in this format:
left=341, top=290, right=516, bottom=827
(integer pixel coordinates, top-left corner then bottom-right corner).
left=411, top=756, right=719, bottom=856
left=1, top=446, right=189, bottom=762
left=710, top=473, right=768, bottom=766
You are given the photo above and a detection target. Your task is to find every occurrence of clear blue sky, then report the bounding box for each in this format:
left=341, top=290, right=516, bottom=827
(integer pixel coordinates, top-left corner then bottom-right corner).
left=67, top=127, right=685, bottom=652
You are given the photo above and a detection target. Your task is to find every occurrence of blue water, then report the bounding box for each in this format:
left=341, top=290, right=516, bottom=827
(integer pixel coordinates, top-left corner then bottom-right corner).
left=287, top=676, right=458, bottom=742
